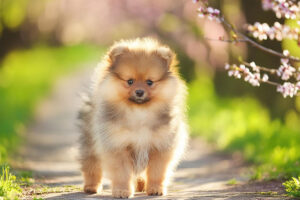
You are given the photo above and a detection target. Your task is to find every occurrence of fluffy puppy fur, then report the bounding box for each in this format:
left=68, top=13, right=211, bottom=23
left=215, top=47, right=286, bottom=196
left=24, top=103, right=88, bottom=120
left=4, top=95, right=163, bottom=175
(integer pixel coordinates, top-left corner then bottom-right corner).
left=78, top=38, right=188, bottom=198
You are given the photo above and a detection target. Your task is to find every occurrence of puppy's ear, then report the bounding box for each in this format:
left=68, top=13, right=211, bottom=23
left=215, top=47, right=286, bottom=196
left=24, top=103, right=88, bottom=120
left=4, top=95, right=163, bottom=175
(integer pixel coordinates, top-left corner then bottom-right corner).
left=155, top=47, right=174, bottom=68
left=109, top=45, right=129, bottom=63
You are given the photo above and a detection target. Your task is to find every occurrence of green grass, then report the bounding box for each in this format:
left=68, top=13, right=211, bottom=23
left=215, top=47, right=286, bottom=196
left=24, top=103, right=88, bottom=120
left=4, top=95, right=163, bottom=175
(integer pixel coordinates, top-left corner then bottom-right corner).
left=188, top=73, right=300, bottom=180
left=0, top=44, right=105, bottom=164
left=226, top=178, right=238, bottom=185
left=283, top=177, right=300, bottom=197
left=0, top=166, right=21, bottom=200
left=15, top=171, right=34, bottom=186
left=257, top=191, right=278, bottom=196
left=33, top=185, right=81, bottom=195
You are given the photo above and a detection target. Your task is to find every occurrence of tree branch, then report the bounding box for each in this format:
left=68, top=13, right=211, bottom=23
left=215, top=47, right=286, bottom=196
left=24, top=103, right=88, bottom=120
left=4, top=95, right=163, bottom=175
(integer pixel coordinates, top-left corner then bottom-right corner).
left=218, top=16, right=300, bottom=62
left=241, top=61, right=277, bottom=74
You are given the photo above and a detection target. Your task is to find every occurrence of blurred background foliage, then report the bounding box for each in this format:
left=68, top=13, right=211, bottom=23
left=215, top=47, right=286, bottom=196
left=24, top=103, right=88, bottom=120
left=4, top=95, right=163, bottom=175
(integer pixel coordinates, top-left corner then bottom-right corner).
left=0, top=44, right=103, bottom=162
left=0, top=0, right=300, bottom=180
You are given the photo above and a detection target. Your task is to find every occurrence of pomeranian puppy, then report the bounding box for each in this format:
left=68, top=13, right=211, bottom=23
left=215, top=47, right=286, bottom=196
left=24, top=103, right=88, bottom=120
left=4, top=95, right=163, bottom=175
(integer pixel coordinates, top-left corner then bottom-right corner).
left=78, top=38, right=188, bottom=198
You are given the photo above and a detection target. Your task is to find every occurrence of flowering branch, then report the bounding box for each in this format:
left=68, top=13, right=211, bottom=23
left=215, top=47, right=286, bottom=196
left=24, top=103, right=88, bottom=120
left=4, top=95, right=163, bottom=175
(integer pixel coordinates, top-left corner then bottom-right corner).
left=240, top=33, right=300, bottom=62
left=199, top=3, right=300, bottom=62
left=204, top=37, right=248, bottom=43
left=193, top=0, right=300, bottom=98
left=242, top=61, right=277, bottom=75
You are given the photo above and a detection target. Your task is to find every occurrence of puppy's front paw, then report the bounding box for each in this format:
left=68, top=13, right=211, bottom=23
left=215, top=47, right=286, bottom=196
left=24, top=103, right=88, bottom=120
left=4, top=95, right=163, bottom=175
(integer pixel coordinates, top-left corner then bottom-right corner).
left=146, top=185, right=165, bottom=196
left=84, top=184, right=101, bottom=194
left=112, top=189, right=132, bottom=199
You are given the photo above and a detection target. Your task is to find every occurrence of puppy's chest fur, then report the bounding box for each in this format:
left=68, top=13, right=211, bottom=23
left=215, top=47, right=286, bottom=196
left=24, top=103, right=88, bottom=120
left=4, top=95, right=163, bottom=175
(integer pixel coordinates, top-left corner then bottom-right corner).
left=101, top=102, right=172, bottom=144
left=97, top=102, right=174, bottom=173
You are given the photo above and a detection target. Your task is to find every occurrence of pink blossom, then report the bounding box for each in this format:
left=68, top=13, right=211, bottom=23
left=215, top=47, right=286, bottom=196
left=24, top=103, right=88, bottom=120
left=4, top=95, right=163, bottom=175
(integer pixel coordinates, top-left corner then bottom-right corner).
left=283, top=49, right=290, bottom=56
left=245, top=73, right=261, bottom=86
left=247, top=22, right=299, bottom=41
left=262, top=74, right=269, bottom=82
left=225, top=63, right=230, bottom=70
left=250, top=61, right=260, bottom=72
left=262, top=0, right=273, bottom=10
left=262, top=0, right=300, bottom=19
left=277, top=58, right=296, bottom=80
left=227, top=64, right=242, bottom=79
left=296, top=82, right=300, bottom=90
left=296, top=71, right=300, bottom=81
left=197, top=6, right=221, bottom=22
left=277, top=82, right=298, bottom=98
left=225, top=63, right=261, bottom=87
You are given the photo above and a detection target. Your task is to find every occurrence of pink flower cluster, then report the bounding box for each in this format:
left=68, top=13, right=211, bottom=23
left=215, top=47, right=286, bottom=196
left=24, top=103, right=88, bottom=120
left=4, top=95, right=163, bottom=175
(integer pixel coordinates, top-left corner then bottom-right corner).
left=225, top=52, right=300, bottom=98
left=262, top=0, right=300, bottom=20
left=197, top=6, right=221, bottom=22
left=277, top=58, right=296, bottom=80
left=225, top=63, right=269, bottom=87
left=193, top=0, right=300, bottom=98
left=277, top=82, right=300, bottom=97
left=247, top=22, right=299, bottom=41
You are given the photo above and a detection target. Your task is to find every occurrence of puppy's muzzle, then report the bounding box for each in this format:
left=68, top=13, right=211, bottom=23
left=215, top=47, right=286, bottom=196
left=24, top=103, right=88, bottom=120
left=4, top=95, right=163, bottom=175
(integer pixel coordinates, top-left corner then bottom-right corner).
left=129, top=90, right=150, bottom=104
left=135, top=90, right=144, bottom=97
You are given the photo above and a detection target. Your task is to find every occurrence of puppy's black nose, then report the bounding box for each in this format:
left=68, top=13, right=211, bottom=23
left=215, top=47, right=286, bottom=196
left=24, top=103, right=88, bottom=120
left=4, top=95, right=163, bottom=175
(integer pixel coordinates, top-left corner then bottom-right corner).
left=135, top=90, right=144, bottom=97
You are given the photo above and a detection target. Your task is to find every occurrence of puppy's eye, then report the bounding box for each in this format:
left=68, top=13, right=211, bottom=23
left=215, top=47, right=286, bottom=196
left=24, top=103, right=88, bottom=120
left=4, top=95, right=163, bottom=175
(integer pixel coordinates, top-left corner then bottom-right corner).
left=127, top=79, right=134, bottom=85
left=146, top=80, right=153, bottom=86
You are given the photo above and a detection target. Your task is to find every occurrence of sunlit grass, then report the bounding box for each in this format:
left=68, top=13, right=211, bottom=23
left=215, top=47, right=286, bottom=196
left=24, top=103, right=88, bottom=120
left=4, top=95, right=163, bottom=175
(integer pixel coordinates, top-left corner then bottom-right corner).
left=226, top=178, right=238, bottom=185
left=0, top=165, right=21, bottom=200
left=16, top=171, right=34, bottom=187
left=283, top=177, right=300, bottom=197
left=188, top=73, right=300, bottom=179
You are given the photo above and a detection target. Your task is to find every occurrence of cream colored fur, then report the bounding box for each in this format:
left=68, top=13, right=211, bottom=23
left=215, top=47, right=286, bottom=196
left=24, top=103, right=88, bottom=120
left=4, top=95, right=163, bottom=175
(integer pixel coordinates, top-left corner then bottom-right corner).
left=78, top=37, right=188, bottom=198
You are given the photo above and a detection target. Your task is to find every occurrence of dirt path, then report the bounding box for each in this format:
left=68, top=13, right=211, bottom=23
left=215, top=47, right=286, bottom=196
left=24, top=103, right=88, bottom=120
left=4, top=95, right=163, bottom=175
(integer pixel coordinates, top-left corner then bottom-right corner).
left=20, top=66, right=290, bottom=200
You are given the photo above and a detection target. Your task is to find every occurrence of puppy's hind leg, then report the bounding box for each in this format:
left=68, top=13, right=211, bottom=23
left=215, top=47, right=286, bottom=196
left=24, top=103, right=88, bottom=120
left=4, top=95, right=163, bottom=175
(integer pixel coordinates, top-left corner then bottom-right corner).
left=81, top=155, right=102, bottom=194
left=78, top=96, right=102, bottom=194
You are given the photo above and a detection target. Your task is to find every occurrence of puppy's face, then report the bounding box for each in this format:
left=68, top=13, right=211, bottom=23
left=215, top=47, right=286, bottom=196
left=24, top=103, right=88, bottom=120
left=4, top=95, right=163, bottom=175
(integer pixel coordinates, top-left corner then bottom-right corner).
left=103, top=45, right=177, bottom=106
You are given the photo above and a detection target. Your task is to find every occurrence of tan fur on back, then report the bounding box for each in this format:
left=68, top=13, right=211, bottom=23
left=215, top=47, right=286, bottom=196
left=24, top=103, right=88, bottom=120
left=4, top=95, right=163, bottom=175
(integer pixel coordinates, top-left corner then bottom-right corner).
left=79, top=37, right=188, bottom=198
